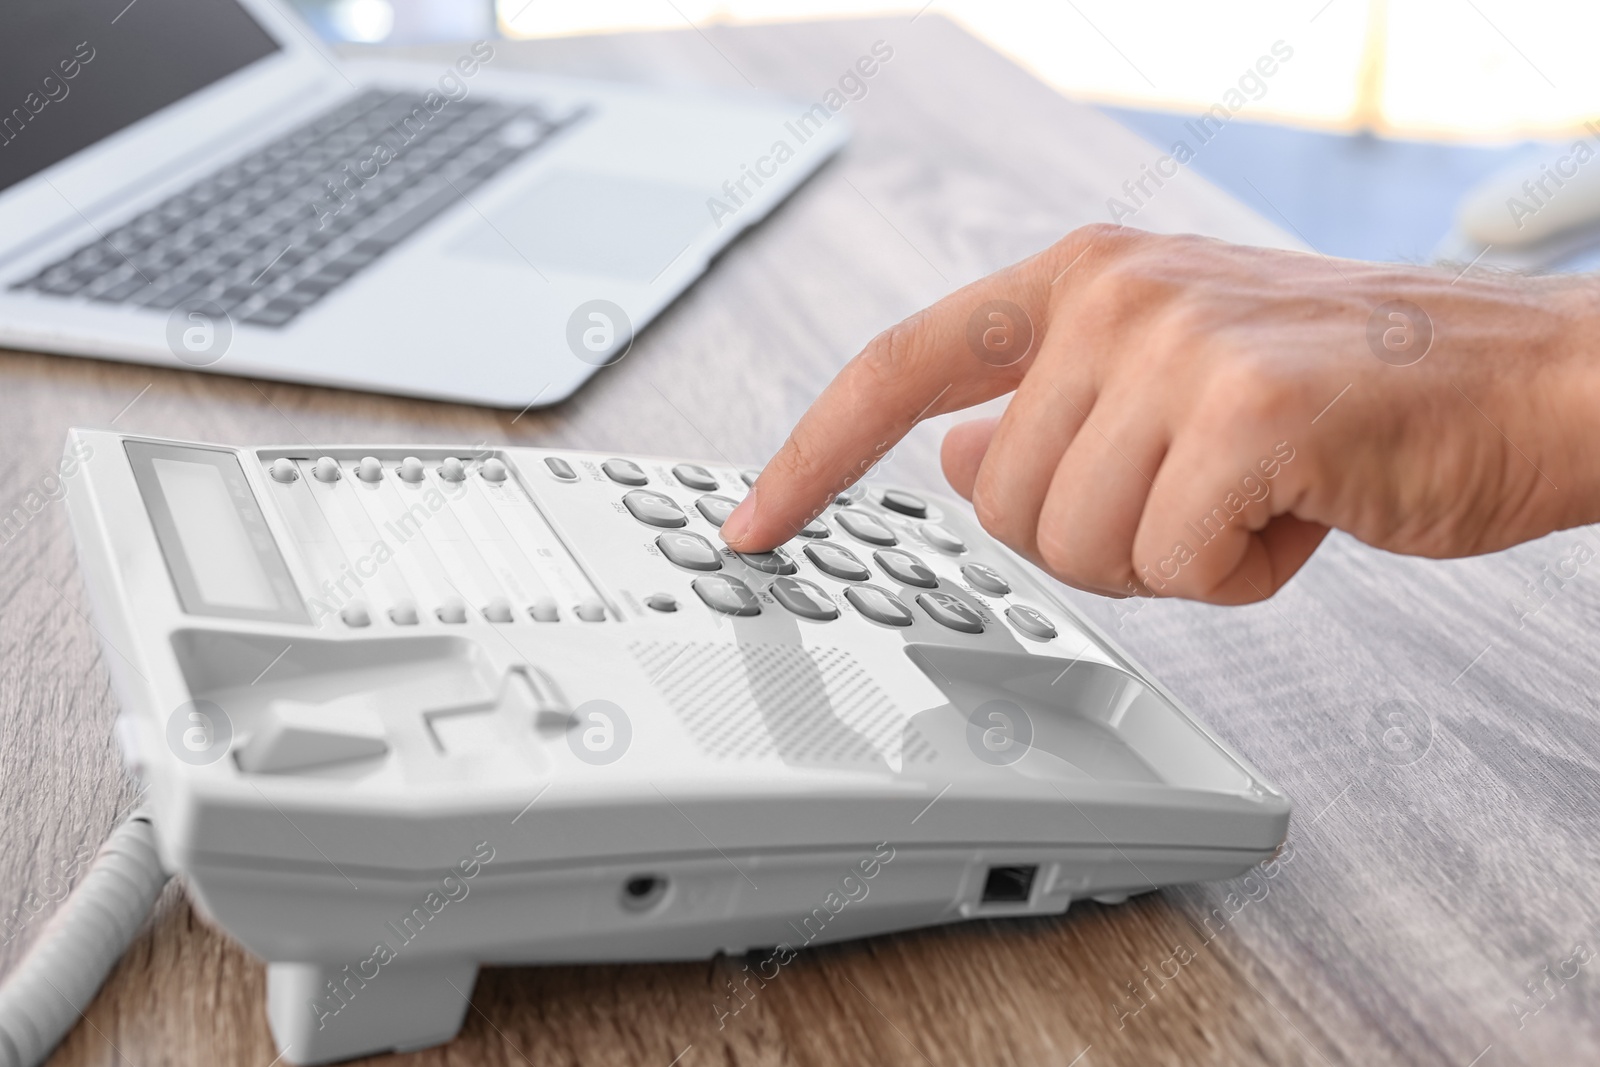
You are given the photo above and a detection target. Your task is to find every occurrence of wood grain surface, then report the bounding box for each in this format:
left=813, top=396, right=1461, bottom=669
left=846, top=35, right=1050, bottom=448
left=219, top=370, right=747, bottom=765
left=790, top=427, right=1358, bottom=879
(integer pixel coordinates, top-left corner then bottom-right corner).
left=3, top=15, right=1596, bottom=1067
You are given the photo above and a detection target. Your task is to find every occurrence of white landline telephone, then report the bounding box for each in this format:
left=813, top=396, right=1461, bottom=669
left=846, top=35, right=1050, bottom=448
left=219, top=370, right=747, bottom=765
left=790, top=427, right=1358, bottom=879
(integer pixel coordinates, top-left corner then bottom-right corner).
left=47, top=429, right=1289, bottom=1065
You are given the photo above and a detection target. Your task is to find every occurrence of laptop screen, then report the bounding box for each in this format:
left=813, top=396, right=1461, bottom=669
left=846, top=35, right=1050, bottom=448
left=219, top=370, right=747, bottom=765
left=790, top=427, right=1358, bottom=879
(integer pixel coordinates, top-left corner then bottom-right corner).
left=0, top=0, right=281, bottom=196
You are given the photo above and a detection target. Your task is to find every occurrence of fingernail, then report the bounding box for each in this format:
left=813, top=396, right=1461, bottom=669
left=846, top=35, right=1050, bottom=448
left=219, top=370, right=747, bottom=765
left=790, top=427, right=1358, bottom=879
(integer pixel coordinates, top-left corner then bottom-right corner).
left=721, top=488, right=756, bottom=546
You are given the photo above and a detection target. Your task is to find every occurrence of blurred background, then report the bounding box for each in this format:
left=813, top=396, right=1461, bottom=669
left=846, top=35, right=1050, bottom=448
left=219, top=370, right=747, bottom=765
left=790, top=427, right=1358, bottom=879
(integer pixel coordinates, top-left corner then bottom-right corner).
left=289, top=0, right=1600, bottom=268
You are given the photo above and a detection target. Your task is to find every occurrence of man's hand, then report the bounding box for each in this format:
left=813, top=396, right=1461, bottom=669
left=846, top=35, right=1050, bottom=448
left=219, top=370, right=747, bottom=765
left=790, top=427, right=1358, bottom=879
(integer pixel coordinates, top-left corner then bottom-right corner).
left=718, top=225, right=1600, bottom=604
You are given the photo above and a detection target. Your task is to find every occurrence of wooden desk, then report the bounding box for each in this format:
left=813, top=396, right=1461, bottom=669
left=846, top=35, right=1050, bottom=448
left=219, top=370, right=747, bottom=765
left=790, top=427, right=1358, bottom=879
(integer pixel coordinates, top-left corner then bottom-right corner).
left=5, top=16, right=1596, bottom=1067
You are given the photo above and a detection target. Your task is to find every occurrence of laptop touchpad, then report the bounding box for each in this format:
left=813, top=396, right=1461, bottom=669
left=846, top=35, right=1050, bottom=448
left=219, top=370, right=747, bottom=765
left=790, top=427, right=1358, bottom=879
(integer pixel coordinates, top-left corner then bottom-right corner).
left=448, top=169, right=709, bottom=281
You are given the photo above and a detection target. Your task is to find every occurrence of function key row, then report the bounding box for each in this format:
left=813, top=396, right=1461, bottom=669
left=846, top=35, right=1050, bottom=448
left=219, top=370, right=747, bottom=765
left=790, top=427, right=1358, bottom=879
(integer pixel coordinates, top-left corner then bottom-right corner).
left=269, top=454, right=497, bottom=485
left=340, top=594, right=609, bottom=627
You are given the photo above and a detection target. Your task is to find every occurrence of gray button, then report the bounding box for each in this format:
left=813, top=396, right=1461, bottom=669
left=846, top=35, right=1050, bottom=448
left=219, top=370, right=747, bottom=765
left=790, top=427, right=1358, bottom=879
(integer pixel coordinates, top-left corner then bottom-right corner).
left=313, top=456, right=341, bottom=482
left=575, top=599, right=608, bottom=621
left=962, top=563, right=1011, bottom=595
left=623, top=490, right=687, bottom=528
left=673, top=463, right=718, bottom=491
left=480, top=458, right=507, bottom=483
left=874, top=548, right=937, bottom=588
left=357, top=456, right=383, bottom=482
left=845, top=584, right=913, bottom=627
left=738, top=548, right=797, bottom=575
left=771, top=576, right=839, bottom=620
left=483, top=597, right=513, bottom=623
left=917, top=591, right=985, bottom=634
left=603, top=458, right=648, bottom=486
left=529, top=596, right=559, bottom=622
left=544, top=456, right=577, bottom=481
left=399, top=456, right=426, bottom=483
left=881, top=489, right=928, bottom=517
left=1006, top=604, right=1057, bottom=639
left=837, top=510, right=897, bottom=546
left=340, top=601, right=370, bottom=627
left=270, top=458, right=298, bottom=483
left=921, top=522, right=967, bottom=554
left=740, top=468, right=761, bottom=487
left=388, top=601, right=418, bottom=625
left=804, top=542, right=870, bottom=582
left=695, top=494, right=739, bottom=527
left=437, top=598, right=467, bottom=624
left=439, top=457, right=465, bottom=482
left=657, top=531, right=722, bottom=571
left=645, top=593, right=678, bottom=612
left=692, top=575, right=761, bottom=616
left=797, top=518, right=830, bottom=538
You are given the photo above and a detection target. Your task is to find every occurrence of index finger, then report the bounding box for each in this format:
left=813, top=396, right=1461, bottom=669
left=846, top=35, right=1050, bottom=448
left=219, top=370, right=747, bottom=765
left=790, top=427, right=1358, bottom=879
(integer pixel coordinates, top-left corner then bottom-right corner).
left=720, top=229, right=1104, bottom=551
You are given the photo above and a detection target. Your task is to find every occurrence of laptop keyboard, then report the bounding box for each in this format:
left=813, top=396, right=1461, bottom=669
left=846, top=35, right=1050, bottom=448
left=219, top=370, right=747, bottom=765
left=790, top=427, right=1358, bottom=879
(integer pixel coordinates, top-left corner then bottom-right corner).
left=10, top=88, right=585, bottom=328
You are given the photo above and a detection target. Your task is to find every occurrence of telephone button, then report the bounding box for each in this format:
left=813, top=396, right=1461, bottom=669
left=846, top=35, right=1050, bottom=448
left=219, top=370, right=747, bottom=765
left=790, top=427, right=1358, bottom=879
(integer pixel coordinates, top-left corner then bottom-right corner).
left=657, top=531, right=722, bottom=571
left=269, top=458, right=298, bottom=483
left=916, top=592, right=985, bottom=634
left=1006, top=604, right=1058, bottom=640
left=603, top=458, right=648, bottom=486
left=804, top=542, right=870, bottom=582
left=692, top=575, right=761, bottom=616
left=771, top=576, right=839, bottom=621
left=695, top=494, right=739, bottom=527
left=673, top=463, right=718, bottom=491
left=962, top=563, right=1010, bottom=595
left=623, top=490, right=687, bottom=528
left=880, top=489, right=928, bottom=517
left=921, top=522, right=967, bottom=554
left=845, top=585, right=913, bottom=627
left=575, top=599, right=608, bottom=621
left=874, top=548, right=937, bottom=588
left=737, top=548, right=798, bottom=575
left=543, top=456, right=577, bottom=481
left=837, top=510, right=897, bottom=546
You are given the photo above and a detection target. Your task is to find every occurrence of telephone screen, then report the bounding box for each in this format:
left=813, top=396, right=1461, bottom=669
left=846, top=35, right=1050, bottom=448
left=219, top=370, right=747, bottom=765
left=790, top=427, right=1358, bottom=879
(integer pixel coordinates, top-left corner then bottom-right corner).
left=126, top=441, right=305, bottom=623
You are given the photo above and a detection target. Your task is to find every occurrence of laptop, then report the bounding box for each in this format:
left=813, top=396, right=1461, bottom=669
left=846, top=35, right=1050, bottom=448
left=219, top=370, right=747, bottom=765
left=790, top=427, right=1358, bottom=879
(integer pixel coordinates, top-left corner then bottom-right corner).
left=0, top=0, right=849, bottom=408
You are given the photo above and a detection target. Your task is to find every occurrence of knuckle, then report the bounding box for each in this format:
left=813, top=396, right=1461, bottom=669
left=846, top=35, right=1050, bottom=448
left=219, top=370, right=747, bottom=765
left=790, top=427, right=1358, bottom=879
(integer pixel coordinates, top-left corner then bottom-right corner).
left=1205, top=355, right=1301, bottom=428
left=856, top=315, right=927, bottom=389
